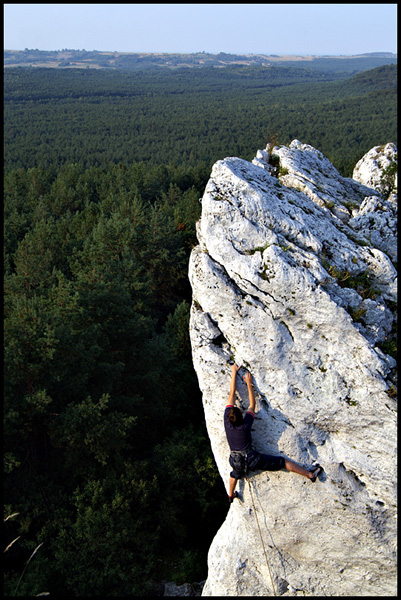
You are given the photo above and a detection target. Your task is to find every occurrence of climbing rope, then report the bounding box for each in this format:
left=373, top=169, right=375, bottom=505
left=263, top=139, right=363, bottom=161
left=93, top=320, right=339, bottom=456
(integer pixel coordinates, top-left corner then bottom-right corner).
left=246, top=475, right=277, bottom=597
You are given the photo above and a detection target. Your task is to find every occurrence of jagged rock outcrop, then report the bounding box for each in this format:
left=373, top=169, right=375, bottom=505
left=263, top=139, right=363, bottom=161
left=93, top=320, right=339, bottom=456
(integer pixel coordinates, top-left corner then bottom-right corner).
left=353, top=142, right=397, bottom=193
left=189, top=141, right=397, bottom=596
left=351, top=143, right=398, bottom=263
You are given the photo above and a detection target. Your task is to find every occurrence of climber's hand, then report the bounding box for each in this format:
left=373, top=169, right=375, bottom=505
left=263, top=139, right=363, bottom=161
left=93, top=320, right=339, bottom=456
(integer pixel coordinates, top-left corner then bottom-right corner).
left=231, top=363, right=241, bottom=374
left=243, top=371, right=253, bottom=385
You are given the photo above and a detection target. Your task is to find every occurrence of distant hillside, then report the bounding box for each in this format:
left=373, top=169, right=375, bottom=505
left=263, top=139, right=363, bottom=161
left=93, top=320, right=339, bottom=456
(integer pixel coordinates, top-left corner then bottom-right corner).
left=3, top=49, right=397, bottom=74
left=347, top=64, right=398, bottom=90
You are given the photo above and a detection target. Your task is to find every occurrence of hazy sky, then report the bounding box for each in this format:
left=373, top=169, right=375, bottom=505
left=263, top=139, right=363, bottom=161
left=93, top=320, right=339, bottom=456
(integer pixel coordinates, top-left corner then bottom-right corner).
left=4, top=3, right=398, bottom=56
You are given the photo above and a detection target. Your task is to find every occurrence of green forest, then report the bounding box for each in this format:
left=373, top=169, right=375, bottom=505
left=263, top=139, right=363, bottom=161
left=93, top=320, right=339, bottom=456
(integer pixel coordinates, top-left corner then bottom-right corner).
left=3, top=63, right=397, bottom=596
left=4, top=63, right=397, bottom=175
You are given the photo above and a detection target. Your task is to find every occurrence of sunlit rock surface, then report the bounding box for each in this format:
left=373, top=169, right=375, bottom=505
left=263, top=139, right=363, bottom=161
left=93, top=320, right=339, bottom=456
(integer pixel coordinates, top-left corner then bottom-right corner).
left=189, top=141, right=397, bottom=596
left=353, top=142, right=397, bottom=192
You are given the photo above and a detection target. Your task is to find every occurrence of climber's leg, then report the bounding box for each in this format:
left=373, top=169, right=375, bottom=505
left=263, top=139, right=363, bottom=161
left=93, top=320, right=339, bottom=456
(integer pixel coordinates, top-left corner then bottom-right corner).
left=228, top=476, right=238, bottom=498
left=284, top=459, right=321, bottom=480
left=228, top=453, right=245, bottom=501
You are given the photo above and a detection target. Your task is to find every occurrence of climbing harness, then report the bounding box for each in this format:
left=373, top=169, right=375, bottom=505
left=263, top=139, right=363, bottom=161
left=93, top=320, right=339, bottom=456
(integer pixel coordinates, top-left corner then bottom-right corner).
left=246, top=475, right=277, bottom=597
left=229, top=449, right=260, bottom=477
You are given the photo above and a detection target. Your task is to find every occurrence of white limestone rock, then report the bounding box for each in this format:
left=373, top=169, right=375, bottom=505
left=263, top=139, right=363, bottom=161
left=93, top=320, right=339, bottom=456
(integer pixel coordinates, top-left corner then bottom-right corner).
left=349, top=144, right=398, bottom=262
left=274, top=140, right=374, bottom=220
left=353, top=142, right=398, bottom=194
left=189, top=141, right=397, bottom=597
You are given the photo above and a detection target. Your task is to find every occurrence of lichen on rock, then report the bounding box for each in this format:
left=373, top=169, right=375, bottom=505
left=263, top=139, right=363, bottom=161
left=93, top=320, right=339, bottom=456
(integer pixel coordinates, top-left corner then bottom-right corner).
left=189, top=141, right=397, bottom=596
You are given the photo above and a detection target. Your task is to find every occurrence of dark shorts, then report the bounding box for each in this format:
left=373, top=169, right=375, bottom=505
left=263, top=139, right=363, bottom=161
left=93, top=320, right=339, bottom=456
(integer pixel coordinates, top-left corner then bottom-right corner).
left=229, top=449, right=285, bottom=479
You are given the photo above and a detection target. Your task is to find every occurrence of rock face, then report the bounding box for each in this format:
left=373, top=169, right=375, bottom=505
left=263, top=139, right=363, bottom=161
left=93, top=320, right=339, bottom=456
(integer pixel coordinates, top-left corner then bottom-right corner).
left=189, top=141, right=397, bottom=596
left=353, top=142, right=397, bottom=193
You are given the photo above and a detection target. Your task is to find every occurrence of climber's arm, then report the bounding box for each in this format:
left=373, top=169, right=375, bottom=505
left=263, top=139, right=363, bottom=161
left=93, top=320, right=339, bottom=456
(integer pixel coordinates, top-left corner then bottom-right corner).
left=243, top=372, right=255, bottom=414
left=227, top=363, right=241, bottom=405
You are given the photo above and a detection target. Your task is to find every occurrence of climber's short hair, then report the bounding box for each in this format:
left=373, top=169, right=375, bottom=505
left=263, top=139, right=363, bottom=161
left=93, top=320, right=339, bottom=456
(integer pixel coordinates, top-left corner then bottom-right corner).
left=227, top=406, right=243, bottom=427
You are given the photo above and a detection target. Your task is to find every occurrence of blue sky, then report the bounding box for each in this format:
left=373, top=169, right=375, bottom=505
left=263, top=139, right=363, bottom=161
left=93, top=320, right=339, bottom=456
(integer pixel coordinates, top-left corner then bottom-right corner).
left=4, top=3, right=398, bottom=55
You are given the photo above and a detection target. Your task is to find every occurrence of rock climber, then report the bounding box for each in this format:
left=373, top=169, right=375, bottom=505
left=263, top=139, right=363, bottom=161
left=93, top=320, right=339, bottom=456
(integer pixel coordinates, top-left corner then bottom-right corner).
left=225, top=363, right=323, bottom=503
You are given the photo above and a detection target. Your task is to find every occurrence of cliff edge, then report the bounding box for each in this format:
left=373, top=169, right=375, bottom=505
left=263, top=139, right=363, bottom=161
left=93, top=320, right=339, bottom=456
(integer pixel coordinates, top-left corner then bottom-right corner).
left=189, top=140, right=397, bottom=596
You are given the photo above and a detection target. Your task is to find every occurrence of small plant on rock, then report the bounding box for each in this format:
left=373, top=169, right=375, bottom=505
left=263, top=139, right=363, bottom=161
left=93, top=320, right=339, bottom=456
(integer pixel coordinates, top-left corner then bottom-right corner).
left=270, top=154, right=280, bottom=169
left=348, top=303, right=367, bottom=322
left=379, top=155, right=398, bottom=199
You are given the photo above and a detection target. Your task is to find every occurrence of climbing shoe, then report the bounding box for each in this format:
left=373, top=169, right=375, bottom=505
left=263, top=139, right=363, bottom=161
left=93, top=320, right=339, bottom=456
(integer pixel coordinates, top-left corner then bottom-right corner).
left=310, top=464, right=323, bottom=482
left=228, top=492, right=239, bottom=503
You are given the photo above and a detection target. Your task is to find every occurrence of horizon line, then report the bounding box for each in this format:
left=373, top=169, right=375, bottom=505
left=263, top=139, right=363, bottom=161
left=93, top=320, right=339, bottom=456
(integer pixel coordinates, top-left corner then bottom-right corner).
left=4, top=49, right=398, bottom=58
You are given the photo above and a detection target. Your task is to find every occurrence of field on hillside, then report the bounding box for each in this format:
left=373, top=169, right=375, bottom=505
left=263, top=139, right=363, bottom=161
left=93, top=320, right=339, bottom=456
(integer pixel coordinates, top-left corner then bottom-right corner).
left=4, top=48, right=397, bottom=72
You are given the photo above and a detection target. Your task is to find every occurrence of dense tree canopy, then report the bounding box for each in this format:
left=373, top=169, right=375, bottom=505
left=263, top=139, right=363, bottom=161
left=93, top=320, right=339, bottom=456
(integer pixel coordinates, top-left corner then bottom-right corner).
left=4, top=162, right=227, bottom=595
left=4, top=64, right=397, bottom=176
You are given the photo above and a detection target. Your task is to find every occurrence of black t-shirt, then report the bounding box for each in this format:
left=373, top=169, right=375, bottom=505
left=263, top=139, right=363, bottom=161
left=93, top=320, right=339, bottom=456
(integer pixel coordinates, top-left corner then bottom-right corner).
left=224, top=405, right=255, bottom=452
